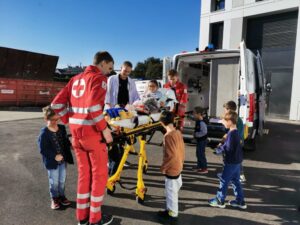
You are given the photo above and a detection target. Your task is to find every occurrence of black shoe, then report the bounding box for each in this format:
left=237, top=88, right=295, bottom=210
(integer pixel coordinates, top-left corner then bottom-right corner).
left=123, top=161, right=131, bottom=167
left=157, top=210, right=178, bottom=224
left=157, top=210, right=169, bottom=219
left=78, top=218, right=89, bottom=225
left=208, top=197, right=226, bottom=208
left=59, top=196, right=72, bottom=206
left=228, top=200, right=247, bottom=210
left=90, top=214, right=113, bottom=225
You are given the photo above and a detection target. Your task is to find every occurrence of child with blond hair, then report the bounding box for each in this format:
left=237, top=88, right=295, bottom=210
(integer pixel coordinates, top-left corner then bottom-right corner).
left=209, top=111, right=247, bottom=210
left=37, top=106, right=74, bottom=209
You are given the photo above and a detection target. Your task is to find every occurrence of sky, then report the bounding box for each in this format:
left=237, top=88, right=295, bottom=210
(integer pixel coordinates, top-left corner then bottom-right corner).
left=0, top=0, right=201, bottom=69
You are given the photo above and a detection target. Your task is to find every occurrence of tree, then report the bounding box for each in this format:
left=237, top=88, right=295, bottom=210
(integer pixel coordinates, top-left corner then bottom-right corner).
left=131, top=62, right=146, bottom=79
left=131, top=57, right=162, bottom=79
left=146, top=63, right=162, bottom=79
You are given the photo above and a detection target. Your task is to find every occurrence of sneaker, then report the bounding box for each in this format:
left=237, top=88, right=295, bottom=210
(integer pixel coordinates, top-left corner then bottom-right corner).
left=90, top=214, right=113, bottom=225
left=208, top=197, right=225, bottom=208
left=51, top=197, right=60, bottom=210
left=240, top=174, right=246, bottom=183
left=197, top=168, right=208, bottom=174
left=59, top=196, right=71, bottom=206
left=78, top=218, right=89, bottom=225
left=123, top=161, right=131, bottom=167
left=157, top=210, right=178, bottom=224
left=228, top=200, right=247, bottom=210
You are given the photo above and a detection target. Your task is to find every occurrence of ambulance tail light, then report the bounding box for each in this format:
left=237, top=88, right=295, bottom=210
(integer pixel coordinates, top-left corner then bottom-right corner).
left=248, top=93, right=255, bottom=123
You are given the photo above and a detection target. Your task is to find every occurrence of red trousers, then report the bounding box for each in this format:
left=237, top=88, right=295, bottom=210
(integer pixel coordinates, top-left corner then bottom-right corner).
left=72, top=135, right=108, bottom=223
left=177, top=117, right=184, bottom=131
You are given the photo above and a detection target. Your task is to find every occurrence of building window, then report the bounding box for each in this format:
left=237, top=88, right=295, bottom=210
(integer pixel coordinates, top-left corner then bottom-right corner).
left=210, top=22, right=224, bottom=49
left=211, top=0, right=225, bottom=12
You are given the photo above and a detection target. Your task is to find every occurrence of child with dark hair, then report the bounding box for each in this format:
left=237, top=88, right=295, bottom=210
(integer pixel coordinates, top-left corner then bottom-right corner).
left=192, top=106, right=208, bottom=174
left=209, top=111, right=247, bottom=210
left=37, top=106, right=74, bottom=210
left=157, top=111, right=185, bottom=224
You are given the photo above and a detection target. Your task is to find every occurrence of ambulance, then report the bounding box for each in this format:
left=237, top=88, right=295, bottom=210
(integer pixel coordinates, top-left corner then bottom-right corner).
left=163, top=42, right=267, bottom=150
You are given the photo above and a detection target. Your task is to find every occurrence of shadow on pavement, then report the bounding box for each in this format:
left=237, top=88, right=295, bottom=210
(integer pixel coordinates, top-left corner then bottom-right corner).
left=103, top=205, right=268, bottom=225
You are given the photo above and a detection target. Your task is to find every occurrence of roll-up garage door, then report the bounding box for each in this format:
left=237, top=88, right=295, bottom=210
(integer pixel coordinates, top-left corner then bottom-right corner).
left=246, top=11, right=298, bottom=119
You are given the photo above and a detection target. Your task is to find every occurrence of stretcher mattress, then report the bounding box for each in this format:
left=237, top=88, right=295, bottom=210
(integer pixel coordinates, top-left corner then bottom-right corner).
left=109, top=113, right=161, bottom=129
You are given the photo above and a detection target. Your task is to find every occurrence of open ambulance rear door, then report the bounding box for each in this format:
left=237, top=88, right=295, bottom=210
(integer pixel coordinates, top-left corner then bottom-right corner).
left=256, top=51, right=266, bottom=136
left=239, top=41, right=249, bottom=126
left=240, top=41, right=257, bottom=150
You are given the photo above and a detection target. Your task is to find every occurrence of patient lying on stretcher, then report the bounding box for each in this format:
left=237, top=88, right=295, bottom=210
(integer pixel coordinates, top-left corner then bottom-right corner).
left=133, top=80, right=177, bottom=114
left=104, top=80, right=177, bottom=128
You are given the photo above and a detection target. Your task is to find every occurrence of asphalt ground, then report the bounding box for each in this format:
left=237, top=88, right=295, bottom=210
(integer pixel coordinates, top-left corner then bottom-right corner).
left=0, top=113, right=299, bottom=225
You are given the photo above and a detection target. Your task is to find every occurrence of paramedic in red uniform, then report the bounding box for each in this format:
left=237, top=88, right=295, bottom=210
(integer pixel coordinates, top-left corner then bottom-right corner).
left=51, top=51, right=114, bottom=225
left=164, top=69, right=188, bottom=131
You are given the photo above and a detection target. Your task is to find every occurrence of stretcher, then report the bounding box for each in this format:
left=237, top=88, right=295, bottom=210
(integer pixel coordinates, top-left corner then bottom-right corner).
left=106, top=111, right=179, bottom=204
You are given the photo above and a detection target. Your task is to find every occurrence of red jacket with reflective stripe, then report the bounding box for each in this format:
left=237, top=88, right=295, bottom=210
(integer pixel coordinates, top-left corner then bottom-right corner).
left=51, top=66, right=107, bottom=139
left=164, top=81, right=188, bottom=117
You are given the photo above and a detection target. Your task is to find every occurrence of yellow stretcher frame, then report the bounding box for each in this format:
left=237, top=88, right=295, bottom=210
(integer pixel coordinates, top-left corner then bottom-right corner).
left=106, top=117, right=179, bottom=203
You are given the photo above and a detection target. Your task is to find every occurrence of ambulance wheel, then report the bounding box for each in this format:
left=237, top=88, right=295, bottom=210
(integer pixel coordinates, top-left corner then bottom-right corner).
left=244, top=138, right=256, bottom=151
left=107, top=186, right=116, bottom=195
left=143, top=165, right=148, bottom=174
left=136, top=196, right=144, bottom=204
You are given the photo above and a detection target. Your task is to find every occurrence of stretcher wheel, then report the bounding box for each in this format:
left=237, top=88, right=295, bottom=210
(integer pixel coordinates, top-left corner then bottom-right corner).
left=143, top=164, right=148, bottom=174
left=107, top=186, right=116, bottom=195
left=136, top=196, right=145, bottom=204
left=244, top=138, right=256, bottom=151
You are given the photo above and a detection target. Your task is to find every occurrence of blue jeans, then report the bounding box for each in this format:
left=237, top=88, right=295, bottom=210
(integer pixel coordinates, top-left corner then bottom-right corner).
left=217, top=163, right=244, bottom=203
left=196, top=139, right=207, bottom=169
left=47, top=162, right=66, bottom=198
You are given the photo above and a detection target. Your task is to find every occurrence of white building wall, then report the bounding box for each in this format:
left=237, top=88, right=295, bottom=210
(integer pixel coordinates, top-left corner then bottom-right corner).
left=232, top=0, right=244, bottom=8
left=223, top=19, right=232, bottom=49
left=229, top=17, right=243, bottom=48
left=199, top=0, right=300, bottom=120
left=201, top=0, right=211, bottom=14
left=199, top=17, right=210, bottom=50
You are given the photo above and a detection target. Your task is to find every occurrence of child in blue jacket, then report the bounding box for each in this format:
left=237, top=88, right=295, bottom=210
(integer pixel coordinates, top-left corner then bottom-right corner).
left=37, top=106, right=74, bottom=210
left=223, top=100, right=246, bottom=182
left=209, top=111, right=247, bottom=210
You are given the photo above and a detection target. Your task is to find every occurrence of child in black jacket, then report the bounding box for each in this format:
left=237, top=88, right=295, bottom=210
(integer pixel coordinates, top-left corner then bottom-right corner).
left=191, top=107, right=208, bottom=174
